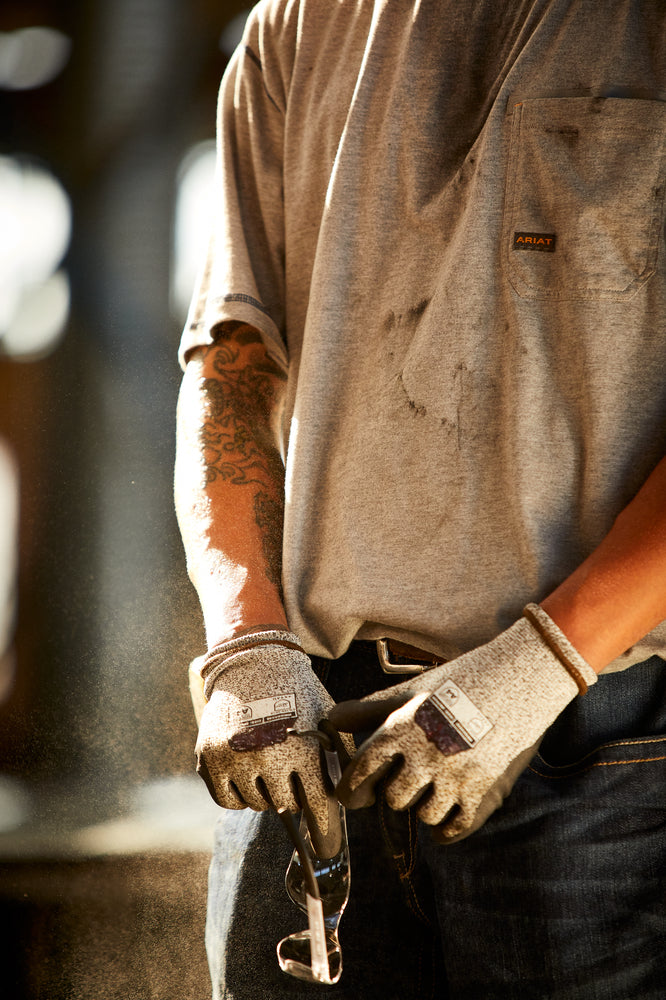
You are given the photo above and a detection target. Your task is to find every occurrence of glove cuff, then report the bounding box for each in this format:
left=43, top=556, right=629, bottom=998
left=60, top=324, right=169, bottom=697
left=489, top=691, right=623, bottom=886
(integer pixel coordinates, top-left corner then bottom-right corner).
left=202, top=628, right=305, bottom=700
left=522, top=603, right=598, bottom=695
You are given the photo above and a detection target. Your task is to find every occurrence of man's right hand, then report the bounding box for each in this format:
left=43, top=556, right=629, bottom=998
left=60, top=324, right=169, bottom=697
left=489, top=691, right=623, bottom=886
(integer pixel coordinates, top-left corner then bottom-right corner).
left=195, top=635, right=349, bottom=858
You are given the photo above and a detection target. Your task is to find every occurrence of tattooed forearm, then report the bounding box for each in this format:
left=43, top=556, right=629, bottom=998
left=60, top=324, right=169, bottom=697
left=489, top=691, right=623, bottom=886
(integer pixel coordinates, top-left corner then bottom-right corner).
left=197, top=323, right=287, bottom=590
left=200, top=324, right=286, bottom=491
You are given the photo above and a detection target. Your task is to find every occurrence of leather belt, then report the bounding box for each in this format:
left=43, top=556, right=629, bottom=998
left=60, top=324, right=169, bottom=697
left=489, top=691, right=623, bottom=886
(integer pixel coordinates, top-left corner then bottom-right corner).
left=376, top=638, right=446, bottom=675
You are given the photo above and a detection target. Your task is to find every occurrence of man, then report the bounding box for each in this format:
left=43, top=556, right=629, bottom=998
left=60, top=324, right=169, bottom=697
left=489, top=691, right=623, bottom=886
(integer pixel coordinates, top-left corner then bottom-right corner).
left=175, top=2, right=666, bottom=996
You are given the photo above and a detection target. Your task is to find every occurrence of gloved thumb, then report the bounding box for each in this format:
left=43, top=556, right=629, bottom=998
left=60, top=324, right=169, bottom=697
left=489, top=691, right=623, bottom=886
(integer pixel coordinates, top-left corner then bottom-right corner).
left=327, top=692, right=413, bottom=733
left=290, top=720, right=354, bottom=858
left=299, top=779, right=343, bottom=859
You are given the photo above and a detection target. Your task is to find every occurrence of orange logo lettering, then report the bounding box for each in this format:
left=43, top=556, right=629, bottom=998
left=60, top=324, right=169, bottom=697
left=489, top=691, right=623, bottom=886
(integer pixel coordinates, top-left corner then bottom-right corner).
left=513, top=231, right=557, bottom=253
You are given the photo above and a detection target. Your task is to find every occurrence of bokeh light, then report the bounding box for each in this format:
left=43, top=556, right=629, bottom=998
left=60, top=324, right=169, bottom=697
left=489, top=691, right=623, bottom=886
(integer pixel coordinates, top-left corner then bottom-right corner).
left=0, top=156, right=71, bottom=360
left=171, top=140, right=216, bottom=322
left=0, top=26, right=71, bottom=91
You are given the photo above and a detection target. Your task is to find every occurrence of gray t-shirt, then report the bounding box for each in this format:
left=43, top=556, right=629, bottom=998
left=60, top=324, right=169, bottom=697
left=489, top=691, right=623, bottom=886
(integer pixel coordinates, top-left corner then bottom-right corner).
left=181, top=0, right=666, bottom=670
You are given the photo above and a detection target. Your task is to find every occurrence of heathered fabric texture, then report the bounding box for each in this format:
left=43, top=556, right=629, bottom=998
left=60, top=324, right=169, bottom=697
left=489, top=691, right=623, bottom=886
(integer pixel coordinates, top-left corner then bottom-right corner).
left=181, top=0, right=666, bottom=668
left=335, top=612, right=597, bottom=840
left=196, top=644, right=349, bottom=856
left=200, top=628, right=306, bottom=699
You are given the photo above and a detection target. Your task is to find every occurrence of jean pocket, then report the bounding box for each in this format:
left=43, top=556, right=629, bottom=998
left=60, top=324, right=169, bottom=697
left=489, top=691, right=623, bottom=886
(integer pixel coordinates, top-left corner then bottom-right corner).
left=530, top=733, right=666, bottom=779
left=503, top=96, right=666, bottom=301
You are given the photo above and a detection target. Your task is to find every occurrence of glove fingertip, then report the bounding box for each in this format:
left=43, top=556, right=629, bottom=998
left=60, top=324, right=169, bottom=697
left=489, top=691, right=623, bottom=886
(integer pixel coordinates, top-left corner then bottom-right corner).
left=196, top=755, right=221, bottom=806
left=336, top=776, right=377, bottom=810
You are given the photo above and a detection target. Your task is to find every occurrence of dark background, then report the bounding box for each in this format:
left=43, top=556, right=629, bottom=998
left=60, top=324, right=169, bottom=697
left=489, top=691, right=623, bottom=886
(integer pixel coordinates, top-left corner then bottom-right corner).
left=0, top=2, right=252, bottom=996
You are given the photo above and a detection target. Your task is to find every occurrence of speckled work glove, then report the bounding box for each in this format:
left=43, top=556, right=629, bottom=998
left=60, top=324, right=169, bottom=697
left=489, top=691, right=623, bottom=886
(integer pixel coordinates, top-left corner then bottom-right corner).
left=195, top=629, right=349, bottom=857
left=329, top=605, right=597, bottom=843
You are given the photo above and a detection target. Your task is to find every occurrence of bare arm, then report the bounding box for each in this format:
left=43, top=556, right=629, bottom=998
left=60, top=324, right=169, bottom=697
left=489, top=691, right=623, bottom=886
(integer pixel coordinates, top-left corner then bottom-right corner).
left=542, top=455, right=666, bottom=672
left=175, top=322, right=288, bottom=647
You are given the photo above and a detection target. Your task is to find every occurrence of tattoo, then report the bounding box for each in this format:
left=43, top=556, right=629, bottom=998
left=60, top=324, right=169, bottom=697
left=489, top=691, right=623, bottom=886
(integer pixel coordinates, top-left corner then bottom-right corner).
left=201, top=323, right=286, bottom=589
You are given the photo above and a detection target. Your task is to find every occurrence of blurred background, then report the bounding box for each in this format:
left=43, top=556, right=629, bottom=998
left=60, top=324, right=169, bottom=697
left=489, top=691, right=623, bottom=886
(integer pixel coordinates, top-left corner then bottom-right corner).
left=0, top=2, right=252, bottom=996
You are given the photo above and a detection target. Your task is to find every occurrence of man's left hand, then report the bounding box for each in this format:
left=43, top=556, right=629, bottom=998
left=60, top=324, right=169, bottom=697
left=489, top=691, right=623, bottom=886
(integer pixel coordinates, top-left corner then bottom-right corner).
left=328, top=605, right=597, bottom=842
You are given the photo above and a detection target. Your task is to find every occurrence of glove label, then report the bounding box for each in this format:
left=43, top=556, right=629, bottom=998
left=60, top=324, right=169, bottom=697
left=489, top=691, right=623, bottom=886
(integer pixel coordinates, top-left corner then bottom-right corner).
left=416, top=680, right=492, bottom=755
left=228, top=693, right=298, bottom=751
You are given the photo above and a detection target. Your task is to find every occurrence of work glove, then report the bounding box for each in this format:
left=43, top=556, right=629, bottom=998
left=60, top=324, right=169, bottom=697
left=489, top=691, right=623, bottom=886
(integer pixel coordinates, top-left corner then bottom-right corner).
left=328, top=604, right=597, bottom=843
left=194, top=629, right=351, bottom=858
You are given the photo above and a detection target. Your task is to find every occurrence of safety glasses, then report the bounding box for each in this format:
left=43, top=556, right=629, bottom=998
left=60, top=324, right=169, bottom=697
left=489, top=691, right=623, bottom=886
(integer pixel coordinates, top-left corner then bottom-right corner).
left=277, top=726, right=351, bottom=985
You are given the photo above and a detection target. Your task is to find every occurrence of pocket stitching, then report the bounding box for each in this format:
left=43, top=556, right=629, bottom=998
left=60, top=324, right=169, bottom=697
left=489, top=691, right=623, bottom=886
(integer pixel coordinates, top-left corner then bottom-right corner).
left=530, top=735, right=666, bottom=779
left=529, top=752, right=666, bottom=780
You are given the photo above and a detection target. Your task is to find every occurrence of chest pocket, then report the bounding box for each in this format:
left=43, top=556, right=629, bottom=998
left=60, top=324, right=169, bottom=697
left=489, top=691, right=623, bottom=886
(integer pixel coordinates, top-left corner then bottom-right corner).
left=503, top=97, right=666, bottom=301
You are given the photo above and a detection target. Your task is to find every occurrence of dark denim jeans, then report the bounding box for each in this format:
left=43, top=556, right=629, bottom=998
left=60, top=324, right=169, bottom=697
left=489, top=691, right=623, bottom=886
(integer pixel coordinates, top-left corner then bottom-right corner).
left=205, top=648, right=666, bottom=999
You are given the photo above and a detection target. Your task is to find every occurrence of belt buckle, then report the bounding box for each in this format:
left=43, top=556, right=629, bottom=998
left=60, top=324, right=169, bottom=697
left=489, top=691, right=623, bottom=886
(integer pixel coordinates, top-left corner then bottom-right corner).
left=376, top=638, right=428, bottom=675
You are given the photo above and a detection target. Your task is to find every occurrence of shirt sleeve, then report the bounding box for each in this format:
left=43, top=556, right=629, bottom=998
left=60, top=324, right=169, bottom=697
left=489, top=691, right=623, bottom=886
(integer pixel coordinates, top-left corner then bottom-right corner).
left=179, top=3, right=294, bottom=371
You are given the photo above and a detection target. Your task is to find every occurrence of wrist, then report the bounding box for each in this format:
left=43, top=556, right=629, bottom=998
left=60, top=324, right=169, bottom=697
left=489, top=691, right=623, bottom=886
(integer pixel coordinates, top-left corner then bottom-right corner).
left=202, top=627, right=305, bottom=700
left=202, top=593, right=289, bottom=650
left=522, top=603, right=597, bottom=695
left=539, top=585, right=625, bottom=673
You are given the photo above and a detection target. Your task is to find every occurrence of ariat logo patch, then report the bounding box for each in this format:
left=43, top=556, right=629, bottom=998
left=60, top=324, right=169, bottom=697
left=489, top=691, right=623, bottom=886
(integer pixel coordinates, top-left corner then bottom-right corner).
left=513, top=232, right=557, bottom=252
